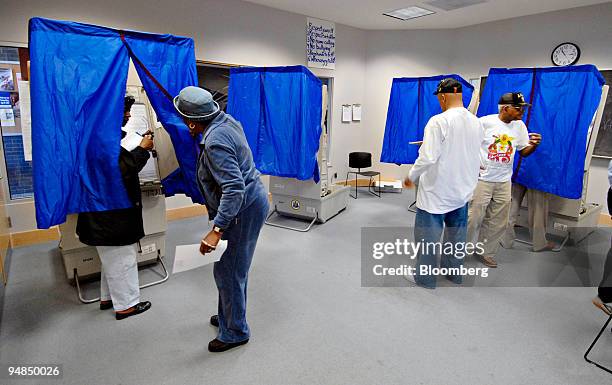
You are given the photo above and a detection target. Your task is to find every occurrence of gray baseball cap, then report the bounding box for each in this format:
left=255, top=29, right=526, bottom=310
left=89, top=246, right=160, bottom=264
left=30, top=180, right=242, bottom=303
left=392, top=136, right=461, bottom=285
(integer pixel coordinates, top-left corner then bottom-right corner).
left=173, top=86, right=220, bottom=121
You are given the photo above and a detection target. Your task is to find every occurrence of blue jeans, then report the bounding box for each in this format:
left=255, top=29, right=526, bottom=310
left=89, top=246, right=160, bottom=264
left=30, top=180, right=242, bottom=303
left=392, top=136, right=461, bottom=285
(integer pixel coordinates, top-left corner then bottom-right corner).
left=214, top=182, right=269, bottom=343
left=414, top=204, right=468, bottom=289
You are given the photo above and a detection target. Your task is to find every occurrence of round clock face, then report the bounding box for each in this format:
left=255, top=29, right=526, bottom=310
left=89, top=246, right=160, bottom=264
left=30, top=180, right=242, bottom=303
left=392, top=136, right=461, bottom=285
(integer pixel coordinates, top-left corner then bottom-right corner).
left=551, top=43, right=580, bottom=66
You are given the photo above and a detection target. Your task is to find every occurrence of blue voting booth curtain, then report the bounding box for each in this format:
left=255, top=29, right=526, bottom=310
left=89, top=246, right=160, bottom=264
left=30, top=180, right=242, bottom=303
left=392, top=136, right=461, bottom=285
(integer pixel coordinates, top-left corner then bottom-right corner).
left=29, top=17, right=201, bottom=229
left=477, top=65, right=604, bottom=199
left=122, top=32, right=201, bottom=200
left=227, top=66, right=322, bottom=181
left=380, top=75, right=474, bottom=165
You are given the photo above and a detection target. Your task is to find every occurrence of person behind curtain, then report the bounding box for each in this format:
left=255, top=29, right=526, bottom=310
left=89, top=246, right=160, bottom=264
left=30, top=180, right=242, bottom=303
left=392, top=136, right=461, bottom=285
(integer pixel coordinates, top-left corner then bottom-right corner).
left=403, top=78, right=484, bottom=289
left=592, top=159, right=612, bottom=315
left=76, top=95, right=154, bottom=320
left=501, top=183, right=557, bottom=251
left=173, top=86, right=269, bottom=353
left=467, top=92, right=542, bottom=268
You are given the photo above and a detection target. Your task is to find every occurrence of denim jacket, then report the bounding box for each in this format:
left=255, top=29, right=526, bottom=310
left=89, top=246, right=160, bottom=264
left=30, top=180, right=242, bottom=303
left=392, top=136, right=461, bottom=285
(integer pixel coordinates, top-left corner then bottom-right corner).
left=197, top=112, right=262, bottom=229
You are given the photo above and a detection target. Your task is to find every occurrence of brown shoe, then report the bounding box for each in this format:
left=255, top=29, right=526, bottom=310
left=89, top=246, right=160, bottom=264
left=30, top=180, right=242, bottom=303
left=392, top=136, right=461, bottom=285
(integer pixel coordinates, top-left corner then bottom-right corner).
left=478, top=255, right=498, bottom=268
left=100, top=300, right=113, bottom=310
left=592, top=297, right=612, bottom=316
left=115, top=301, right=151, bottom=320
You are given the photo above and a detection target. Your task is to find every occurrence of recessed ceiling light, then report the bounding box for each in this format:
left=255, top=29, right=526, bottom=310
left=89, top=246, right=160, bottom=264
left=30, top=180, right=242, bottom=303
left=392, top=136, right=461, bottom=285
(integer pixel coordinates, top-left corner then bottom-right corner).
left=383, top=6, right=436, bottom=21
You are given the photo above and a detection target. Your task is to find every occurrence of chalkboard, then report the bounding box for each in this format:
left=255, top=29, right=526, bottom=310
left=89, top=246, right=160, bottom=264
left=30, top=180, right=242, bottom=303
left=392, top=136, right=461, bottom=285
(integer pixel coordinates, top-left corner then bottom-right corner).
left=593, top=70, right=612, bottom=158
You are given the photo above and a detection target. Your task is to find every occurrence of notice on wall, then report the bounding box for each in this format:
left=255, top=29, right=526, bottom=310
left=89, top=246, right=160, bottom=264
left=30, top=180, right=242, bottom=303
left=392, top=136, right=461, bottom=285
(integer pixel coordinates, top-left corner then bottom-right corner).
left=306, top=18, right=336, bottom=70
left=0, top=68, right=14, bottom=92
left=0, top=91, right=15, bottom=128
left=342, top=104, right=352, bottom=123
left=18, top=81, right=32, bottom=161
left=352, top=104, right=362, bottom=121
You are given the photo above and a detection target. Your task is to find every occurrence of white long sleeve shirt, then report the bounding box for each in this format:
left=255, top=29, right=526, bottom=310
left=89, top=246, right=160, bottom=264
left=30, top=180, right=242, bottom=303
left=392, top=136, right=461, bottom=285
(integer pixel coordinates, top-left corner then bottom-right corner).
left=408, top=107, right=484, bottom=214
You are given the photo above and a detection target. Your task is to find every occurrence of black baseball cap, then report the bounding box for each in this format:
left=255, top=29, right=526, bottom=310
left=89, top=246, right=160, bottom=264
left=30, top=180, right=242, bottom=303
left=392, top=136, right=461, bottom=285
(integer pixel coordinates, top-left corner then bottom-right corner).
left=433, top=78, right=462, bottom=95
left=498, top=92, right=531, bottom=107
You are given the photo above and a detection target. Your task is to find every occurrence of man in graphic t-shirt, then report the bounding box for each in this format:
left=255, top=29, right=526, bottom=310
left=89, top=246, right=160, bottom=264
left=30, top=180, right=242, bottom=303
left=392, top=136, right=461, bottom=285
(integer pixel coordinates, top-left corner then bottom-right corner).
left=467, top=92, right=541, bottom=268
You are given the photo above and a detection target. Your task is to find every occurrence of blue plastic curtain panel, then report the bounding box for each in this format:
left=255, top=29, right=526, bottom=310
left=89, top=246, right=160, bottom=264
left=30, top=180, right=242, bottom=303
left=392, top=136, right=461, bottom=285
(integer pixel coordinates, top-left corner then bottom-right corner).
left=227, top=65, right=322, bottom=182
left=477, top=65, right=604, bottom=199
left=380, top=74, right=474, bottom=165
left=29, top=17, right=202, bottom=228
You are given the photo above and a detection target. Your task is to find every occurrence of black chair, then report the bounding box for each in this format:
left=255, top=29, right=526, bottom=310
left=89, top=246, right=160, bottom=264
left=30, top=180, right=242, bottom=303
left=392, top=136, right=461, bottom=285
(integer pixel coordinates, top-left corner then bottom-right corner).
left=584, top=313, right=612, bottom=374
left=345, top=152, right=381, bottom=199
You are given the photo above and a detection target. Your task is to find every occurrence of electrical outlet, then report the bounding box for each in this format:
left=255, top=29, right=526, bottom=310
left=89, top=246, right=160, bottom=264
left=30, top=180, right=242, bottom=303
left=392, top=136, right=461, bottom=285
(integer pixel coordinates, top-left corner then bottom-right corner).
left=553, top=222, right=568, bottom=232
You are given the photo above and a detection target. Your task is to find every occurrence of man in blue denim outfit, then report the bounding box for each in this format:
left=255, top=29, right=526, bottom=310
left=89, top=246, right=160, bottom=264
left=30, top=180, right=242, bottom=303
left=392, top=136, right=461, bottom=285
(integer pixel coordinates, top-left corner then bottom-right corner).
left=404, top=79, right=484, bottom=289
left=174, top=86, right=269, bottom=352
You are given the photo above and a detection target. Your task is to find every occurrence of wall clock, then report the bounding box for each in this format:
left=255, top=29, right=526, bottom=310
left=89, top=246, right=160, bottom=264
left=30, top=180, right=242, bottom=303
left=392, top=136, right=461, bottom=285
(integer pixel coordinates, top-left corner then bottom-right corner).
left=551, top=42, right=580, bottom=66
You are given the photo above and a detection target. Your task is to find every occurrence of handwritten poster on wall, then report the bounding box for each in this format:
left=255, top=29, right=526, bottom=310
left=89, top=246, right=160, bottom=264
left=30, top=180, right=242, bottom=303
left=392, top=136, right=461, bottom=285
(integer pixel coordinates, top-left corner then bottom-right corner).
left=306, top=18, right=336, bottom=70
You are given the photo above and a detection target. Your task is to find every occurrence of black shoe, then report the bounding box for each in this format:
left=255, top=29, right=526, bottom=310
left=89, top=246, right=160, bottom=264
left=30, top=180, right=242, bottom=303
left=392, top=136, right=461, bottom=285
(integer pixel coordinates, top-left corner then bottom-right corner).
left=208, top=338, right=249, bottom=353
left=100, top=300, right=113, bottom=310
left=210, top=315, right=219, bottom=327
left=115, top=301, right=151, bottom=320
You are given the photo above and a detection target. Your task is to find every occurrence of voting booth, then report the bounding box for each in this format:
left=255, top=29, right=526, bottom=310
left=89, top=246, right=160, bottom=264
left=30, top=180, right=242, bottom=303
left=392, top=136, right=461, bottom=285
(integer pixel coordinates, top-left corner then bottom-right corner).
left=29, top=18, right=202, bottom=301
left=381, top=74, right=476, bottom=211
left=380, top=74, right=475, bottom=165
left=227, top=66, right=349, bottom=232
left=58, top=86, right=169, bottom=301
left=477, top=65, right=608, bottom=246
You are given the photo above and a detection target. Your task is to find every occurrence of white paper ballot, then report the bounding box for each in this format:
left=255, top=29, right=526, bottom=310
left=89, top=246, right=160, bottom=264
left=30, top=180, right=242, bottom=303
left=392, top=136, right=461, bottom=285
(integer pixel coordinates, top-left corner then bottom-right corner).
left=173, top=240, right=228, bottom=274
left=120, top=131, right=143, bottom=151
left=123, top=104, right=149, bottom=135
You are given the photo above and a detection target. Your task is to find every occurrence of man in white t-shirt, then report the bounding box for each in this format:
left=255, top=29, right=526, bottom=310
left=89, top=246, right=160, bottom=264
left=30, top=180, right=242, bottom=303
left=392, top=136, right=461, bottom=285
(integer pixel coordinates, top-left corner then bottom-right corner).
left=403, top=78, right=484, bottom=289
left=467, top=92, right=542, bottom=268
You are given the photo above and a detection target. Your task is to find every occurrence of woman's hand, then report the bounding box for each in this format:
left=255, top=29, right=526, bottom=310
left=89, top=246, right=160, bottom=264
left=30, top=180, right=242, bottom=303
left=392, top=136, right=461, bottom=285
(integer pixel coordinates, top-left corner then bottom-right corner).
left=200, top=230, right=222, bottom=255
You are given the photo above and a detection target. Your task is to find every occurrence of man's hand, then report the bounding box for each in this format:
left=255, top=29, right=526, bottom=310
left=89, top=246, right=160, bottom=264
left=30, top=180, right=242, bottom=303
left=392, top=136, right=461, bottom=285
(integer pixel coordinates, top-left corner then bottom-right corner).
left=200, top=230, right=221, bottom=255
left=528, top=133, right=541, bottom=146
left=139, top=134, right=154, bottom=151
left=403, top=177, right=415, bottom=189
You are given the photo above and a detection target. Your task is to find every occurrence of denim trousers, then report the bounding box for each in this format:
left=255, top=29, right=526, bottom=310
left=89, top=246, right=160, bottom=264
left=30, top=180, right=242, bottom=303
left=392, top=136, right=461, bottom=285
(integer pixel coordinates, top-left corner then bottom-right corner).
left=214, top=182, right=269, bottom=343
left=414, top=204, right=468, bottom=289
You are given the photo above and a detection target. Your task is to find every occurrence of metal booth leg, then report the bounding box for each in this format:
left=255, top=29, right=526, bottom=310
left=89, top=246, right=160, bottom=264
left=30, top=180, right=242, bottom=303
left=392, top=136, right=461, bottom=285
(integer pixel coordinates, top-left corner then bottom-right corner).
left=264, top=205, right=318, bottom=232
left=74, top=251, right=170, bottom=304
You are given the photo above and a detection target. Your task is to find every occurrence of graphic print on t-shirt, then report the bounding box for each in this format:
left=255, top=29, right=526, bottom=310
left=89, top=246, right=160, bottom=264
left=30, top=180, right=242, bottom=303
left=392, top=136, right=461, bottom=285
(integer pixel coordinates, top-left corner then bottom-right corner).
left=487, top=133, right=514, bottom=164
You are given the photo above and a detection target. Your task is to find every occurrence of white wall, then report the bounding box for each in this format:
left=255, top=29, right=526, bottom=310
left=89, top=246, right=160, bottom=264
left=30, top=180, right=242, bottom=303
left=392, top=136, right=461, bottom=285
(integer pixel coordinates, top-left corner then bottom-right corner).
left=1, top=0, right=366, bottom=231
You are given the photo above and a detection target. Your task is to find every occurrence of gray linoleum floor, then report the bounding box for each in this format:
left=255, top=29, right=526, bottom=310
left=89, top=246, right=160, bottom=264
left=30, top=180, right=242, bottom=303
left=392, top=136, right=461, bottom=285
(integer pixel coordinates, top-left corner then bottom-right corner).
left=1, top=190, right=611, bottom=385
